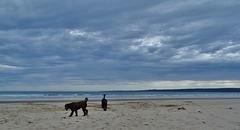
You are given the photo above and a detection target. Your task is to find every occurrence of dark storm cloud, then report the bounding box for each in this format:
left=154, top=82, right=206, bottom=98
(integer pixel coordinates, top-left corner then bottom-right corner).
left=1, top=0, right=240, bottom=90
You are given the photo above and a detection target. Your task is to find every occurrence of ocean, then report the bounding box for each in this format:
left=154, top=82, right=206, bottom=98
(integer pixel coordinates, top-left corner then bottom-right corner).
left=1, top=90, right=240, bottom=101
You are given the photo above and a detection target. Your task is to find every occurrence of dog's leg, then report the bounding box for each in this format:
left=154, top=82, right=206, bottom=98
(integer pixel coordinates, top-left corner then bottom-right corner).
left=69, top=110, right=74, bottom=117
left=82, top=108, right=88, bottom=116
left=82, top=108, right=87, bottom=116
left=75, top=110, right=78, bottom=116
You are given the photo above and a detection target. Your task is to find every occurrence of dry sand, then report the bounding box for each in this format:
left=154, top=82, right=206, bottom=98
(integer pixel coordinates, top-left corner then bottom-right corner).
left=0, top=98, right=240, bottom=130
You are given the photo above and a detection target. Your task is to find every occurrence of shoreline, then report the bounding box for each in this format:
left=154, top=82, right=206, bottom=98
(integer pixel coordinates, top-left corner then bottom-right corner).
left=1, top=97, right=240, bottom=104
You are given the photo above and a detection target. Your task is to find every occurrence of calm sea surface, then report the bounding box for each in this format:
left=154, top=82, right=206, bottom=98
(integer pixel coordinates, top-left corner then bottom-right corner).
left=0, top=91, right=240, bottom=101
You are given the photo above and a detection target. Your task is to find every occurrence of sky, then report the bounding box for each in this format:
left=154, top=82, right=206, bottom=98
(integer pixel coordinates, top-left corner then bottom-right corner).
left=1, top=0, right=240, bottom=91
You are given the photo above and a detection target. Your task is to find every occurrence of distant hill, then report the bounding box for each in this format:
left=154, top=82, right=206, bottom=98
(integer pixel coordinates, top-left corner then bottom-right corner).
left=143, top=88, right=240, bottom=92
left=105, top=88, right=240, bottom=92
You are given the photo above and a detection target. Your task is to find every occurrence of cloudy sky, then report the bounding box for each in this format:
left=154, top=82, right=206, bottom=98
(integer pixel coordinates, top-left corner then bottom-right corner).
left=1, top=0, right=240, bottom=91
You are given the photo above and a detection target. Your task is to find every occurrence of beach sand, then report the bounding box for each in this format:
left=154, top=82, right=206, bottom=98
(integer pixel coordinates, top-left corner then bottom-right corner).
left=1, top=99, right=240, bottom=130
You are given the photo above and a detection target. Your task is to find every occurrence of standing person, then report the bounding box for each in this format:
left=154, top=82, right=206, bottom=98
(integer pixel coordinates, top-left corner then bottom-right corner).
left=101, top=94, right=108, bottom=111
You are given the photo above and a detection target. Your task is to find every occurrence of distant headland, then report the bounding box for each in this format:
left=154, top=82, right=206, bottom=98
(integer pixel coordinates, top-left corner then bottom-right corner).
left=105, top=88, right=240, bottom=92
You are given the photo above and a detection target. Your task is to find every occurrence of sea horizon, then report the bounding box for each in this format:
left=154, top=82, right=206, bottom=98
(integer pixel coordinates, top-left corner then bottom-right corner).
left=1, top=88, right=240, bottom=101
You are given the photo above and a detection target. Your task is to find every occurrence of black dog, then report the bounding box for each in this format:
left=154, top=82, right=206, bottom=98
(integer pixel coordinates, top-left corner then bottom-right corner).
left=65, top=98, right=88, bottom=117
